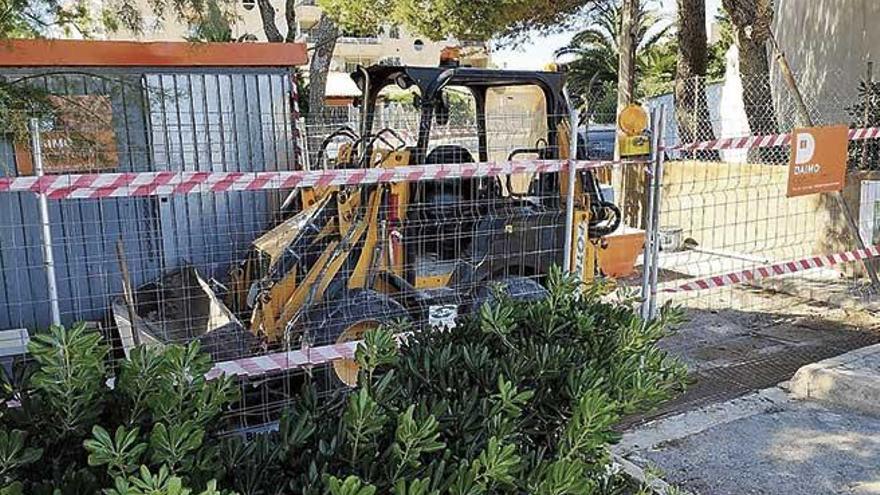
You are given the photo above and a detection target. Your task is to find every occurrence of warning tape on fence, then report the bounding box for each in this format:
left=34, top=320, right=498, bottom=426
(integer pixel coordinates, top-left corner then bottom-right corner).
left=659, top=244, right=880, bottom=293
left=206, top=332, right=416, bottom=380
left=0, top=159, right=642, bottom=200
left=206, top=341, right=358, bottom=379
left=204, top=244, right=880, bottom=379
left=663, top=126, right=880, bottom=152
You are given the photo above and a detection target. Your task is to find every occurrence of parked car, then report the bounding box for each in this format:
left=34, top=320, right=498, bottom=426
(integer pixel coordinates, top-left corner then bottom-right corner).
left=578, top=126, right=617, bottom=160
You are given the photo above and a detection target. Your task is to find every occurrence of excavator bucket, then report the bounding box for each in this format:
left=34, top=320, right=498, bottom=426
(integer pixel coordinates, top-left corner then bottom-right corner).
left=112, top=266, right=257, bottom=361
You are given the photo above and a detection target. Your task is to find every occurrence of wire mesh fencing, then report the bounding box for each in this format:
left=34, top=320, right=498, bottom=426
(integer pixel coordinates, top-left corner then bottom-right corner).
left=0, top=69, right=298, bottom=327
left=643, top=68, right=880, bottom=318
left=11, top=60, right=880, bottom=432
left=0, top=67, right=305, bottom=428
left=0, top=67, right=654, bottom=431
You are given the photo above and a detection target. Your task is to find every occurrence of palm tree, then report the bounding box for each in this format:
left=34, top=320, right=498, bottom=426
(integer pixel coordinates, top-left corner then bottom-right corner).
left=559, top=1, right=671, bottom=121
left=636, top=11, right=734, bottom=97
left=675, top=0, right=716, bottom=153
left=638, top=38, right=679, bottom=97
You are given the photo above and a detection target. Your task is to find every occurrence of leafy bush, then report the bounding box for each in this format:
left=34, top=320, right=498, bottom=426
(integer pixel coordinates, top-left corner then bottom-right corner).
left=0, top=323, right=239, bottom=494
left=847, top=78, right=880, bottom=170
left=0, top=269, right=686, bottom=494
left=219, top=269, right=686, bottom=494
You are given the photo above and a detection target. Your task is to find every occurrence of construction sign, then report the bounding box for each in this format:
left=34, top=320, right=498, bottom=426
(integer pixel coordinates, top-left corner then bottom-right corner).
left=786, top=125, right=848, bottom=197
left=15, top=95, right=118, bottom=175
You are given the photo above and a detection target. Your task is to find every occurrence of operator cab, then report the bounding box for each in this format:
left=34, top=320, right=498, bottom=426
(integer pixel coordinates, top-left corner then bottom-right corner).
left=313, top=63, right=621, bottom=290
left=352, top=66, right=568, bottom=269
left=346, top=65, right=614, bottom=214
left=350, top=65, right=568, bottom=165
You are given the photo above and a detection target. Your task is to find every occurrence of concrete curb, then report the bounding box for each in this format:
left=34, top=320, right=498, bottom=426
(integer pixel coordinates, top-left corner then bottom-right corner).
left=790, top=343, right=880, bottom=416
left=612, top=453, right=691, bottom=495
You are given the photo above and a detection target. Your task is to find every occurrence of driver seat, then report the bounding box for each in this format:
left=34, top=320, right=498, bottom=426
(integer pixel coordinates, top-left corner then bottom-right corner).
left=420, top=145, right=477, bottom=217
left=414, top=145, right=478, bottom=259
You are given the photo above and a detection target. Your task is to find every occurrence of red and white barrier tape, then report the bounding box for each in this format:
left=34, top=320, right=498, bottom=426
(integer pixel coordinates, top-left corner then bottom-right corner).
left=660, top=244, right=880, bottom=293
left=206, top=341, right=358, bottom=379
left=663, top=126, right=880, bottom=152
left=0, top=159, right=638, bottom=200
left=206, top=332, right=415, bottom=380
left=207, top=244, right=880, bottom=379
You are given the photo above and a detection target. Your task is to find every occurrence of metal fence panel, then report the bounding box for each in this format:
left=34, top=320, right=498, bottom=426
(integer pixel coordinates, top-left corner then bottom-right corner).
left=0, top=68, right=295, bottom=330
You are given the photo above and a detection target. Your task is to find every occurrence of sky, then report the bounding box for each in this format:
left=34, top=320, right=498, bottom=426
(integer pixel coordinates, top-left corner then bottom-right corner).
left=492, top=0, right=722, bottom=70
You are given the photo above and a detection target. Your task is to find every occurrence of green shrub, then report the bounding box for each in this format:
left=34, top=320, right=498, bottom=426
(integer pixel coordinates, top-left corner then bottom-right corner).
left=218, top=269, right=687, bottom=494
left=0, top=323, right=239, bottom=494
left=1, top=269, right=686, bottom=494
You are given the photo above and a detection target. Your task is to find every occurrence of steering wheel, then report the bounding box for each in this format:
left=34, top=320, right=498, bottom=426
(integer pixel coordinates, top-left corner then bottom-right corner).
left=590, top=201, right=622, bottom=237
left=319, top=126, right=359, bottom=169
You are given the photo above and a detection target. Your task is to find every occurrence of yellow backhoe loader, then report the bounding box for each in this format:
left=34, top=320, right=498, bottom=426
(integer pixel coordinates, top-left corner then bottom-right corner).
left=114, top=62, right=640, bottom=387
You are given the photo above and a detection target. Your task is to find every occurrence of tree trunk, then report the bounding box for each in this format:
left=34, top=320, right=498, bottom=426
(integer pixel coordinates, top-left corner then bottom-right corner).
left=285, top=0, right=298, bottom=42
left=616, top=0, right=638, bottom=116
left=308, top=14, right=338, bottom=119
left=255, top=0, right=283, bottom=42
left=615, top=0, right=638, bottom=160
left=722, top=0, right=777, bottom=137
left=674, top=0, right=716, bottom=158
left=306, top=13, right=339, bottom=160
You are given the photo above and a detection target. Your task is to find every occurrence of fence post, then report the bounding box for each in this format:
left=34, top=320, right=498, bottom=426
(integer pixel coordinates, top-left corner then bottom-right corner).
left=29, top=118, right=61, bottom=326
left=860, top=61, right=873, bottom=170
left=640, top=107, right=660, bottom=319
left=648, top=105, right=666, bottom=319
left=563, top=99, right=579, bottom=274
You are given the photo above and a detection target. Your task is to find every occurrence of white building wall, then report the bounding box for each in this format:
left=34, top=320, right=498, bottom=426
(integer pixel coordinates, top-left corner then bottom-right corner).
left=772, top=0, right=879, bottom=127
left=103, top=0, right=487, bottom=68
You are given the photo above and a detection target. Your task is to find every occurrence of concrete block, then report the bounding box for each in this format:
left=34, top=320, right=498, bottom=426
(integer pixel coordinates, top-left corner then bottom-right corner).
left=790, top=343, right=880, bottom=416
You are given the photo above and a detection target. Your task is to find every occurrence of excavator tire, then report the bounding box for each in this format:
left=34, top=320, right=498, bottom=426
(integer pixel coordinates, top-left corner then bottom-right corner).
left=466, top=276, right=548, bottom=314
left=303, top=289, right=409, bottom=387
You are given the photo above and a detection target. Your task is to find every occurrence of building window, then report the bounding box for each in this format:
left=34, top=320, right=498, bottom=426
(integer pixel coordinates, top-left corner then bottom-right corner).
left=339, top=31, right=381, bottom=44
left=379, top=57, right=401, bottom=66
left=413, top=39, right=424, bottom=51
left=344, top=60, right=375, bottom=73
left=242, top=0, right=255, bottom=10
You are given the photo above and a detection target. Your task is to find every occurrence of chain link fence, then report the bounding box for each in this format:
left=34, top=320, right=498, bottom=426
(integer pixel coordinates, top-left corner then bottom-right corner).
left=639, top=68, right=880, bottom=312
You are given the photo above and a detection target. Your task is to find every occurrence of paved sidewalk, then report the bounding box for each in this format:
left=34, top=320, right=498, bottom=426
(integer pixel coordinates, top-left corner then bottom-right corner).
left=616, top=388, right=880, bottom=495
left=619, top=288, right=880, bottom=429
left=615, top=287, right=880, bottom=494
